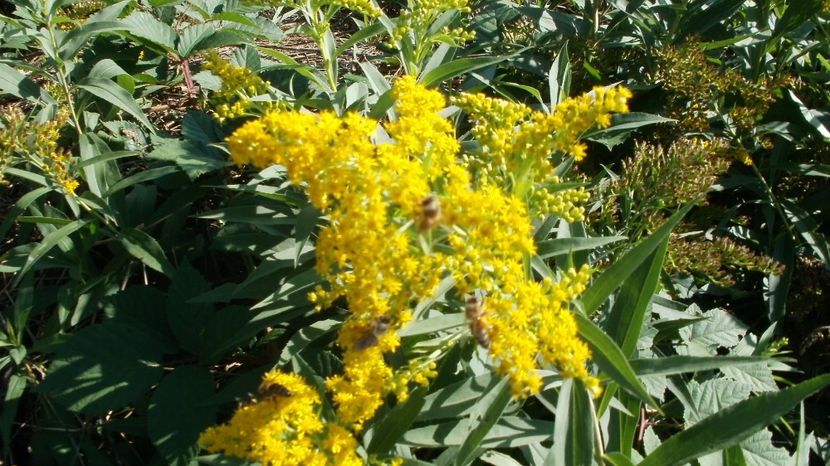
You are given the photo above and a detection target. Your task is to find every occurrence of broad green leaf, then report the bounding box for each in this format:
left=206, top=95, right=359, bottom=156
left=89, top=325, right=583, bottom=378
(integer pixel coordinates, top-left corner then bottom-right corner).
left=148, top=366, right=217, bottom=464
left=678, top=308, right=749, bottom=356
left=38, top=320, right=166, bottom=415
left=120, top=227, right=174, bottom=275
left=0, top=63, right=44, bottom=101
left=121, top=11, right=177, bottom=51
left=676, top=0, right=743, bottom=39
left=367, top=387, right=427, bottom=454
left=639, top=374, right=830, bottom=466
left=167, top=263, right=214, bottom=356
left=0, top=187, right=51, bottom=239
left=59, top=21, right=125, bottom=59
left=177, top=24, right=245, bottom=57
left=582, top=200, right=695, bottom=315
left=454, top=378, right=513, bottom=466
left=574, top=313, right=656, bottom=408
left=78, top=78, right=155, bottom=132
left=604, top=452, right=637, bottom=466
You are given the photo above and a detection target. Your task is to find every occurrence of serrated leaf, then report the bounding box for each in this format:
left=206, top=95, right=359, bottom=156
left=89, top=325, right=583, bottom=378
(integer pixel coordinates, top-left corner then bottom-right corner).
left=166, top=263, right=214, bottom=356
left=678, top=308, right=749, bottom=356
left=148, top=366, right=217, bottom=464
left=121, top=11, right=177, bottom=51
left=38, top=320, right=165, bottom=415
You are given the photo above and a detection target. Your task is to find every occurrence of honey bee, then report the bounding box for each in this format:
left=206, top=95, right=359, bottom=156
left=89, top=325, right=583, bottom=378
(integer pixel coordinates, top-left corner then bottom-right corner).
left=418, top=194, right=441, bottom=231
left=465, top=294, right=490, bottom=348
left=257, top=381, right=292, bottom=399
left=354, top=316, right=392, bottom=351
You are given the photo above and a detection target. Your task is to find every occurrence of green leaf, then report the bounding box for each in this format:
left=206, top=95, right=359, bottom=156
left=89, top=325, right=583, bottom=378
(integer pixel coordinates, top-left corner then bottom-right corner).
left=16, top=220, right=87, bottom=284
left=1, top=373, right=26, bottom=456
left=574, top=313, right=656, bottom=408
left=121, top=11, right=177, bottom=52
left=177, top=24, right=245, bottom=57
left=639, top=374, right=830, bottom=466
left=582, top=200, right=695, bottom=315
left=629, top=356, right=769, bottom=377
left=104, top=165, right=181, bottom=197
left=120, top=227, right=174, bottom=275
left=38, top=320, right=166, bottom=415
left=367, top=387, right=427, bottom=454
left=605, top=237, right=668, bottom=356
left=548, top=42, right=571, bottom=108
left=149, top=138, right=230, bottom=180
left=78, top=78, right=155, bottom=132
left=547, top=379, right=594, bottom=466
left=167, top=263, right=214, bottom=356
left=335, top=21, right=386, bottom=57
left=676, top=0, right=743, bottom=39
left=454, top=378, right=513, bottom=466
left=402, top=416, right=553, bottom=448
left=535, top=236, right=626, bottom=259
left=277, top=319, right=339, bottom=366
left=767, top=0, right=824, bottom=52
left=584, top=113, right=674, bottom=150
left=0, top=63, right=44, bottom=101
left=148, top=366, right=217, bottom=464
left=419, top=55, right=510, bottom=87
left=59, top=21, right=126, bottom=60
left=417, top=373, right=496, bottom=422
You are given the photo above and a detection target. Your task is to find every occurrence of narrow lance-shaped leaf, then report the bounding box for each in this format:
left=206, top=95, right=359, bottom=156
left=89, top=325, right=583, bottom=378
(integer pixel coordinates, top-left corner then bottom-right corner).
left=639, top=374, right=830, bottom=466
left=574, top=313, right=657, bottom=408
left=582, top=199, right=696, bottom=315
left=453, top=378, right=513, bottom=466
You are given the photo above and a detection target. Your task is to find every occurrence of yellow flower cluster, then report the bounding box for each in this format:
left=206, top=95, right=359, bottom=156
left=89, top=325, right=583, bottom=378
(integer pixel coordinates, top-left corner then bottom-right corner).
left=199, top=371, right=363, bottom=466
left=214, top=76, right=621, bottom=460
left=391, top=0, right=474, bottom=43
left=0, top=107, right=79, bottom=194
left=202, top=52, right=270, bottom=122
left=530, top=180, right=591, bottom=222
left=453, top=85, right=631, bottom=174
